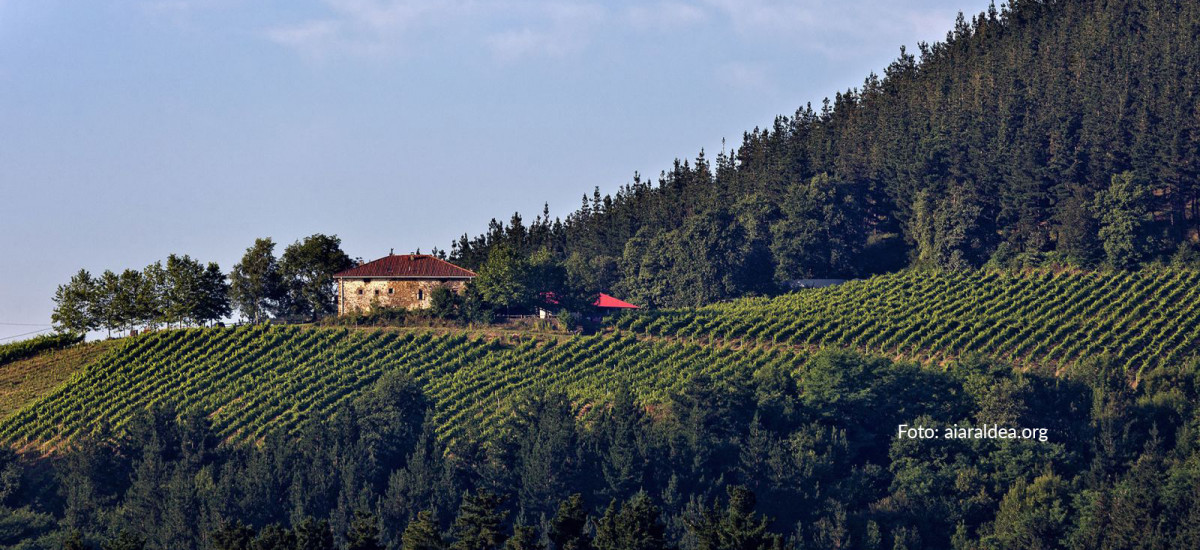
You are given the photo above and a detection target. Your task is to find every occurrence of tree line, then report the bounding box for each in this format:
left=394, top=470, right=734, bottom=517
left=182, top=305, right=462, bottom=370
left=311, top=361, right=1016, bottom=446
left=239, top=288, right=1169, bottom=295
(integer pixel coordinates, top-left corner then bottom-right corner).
left=51, top=235, right=353, bottom=335
left=448, top=0, right=1200, bottom=308
left=52, top=232, right=616, bottom=335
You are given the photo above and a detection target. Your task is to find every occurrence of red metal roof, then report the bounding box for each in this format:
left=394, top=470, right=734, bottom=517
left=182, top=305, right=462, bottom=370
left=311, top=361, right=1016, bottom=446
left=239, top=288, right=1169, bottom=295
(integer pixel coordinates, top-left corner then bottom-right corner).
left=593, top=293, right=639, bottom=309
left=333, top=254, right=477, bottom=279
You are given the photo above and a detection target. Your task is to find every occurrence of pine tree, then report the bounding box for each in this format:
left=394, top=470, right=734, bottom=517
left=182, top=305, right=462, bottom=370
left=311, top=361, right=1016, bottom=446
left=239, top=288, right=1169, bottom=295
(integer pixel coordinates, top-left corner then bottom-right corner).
left=450, top=490, right=508, bottom=550
left=197, top=261, right=232, bottom=326
left=593, top=492, right=667, bottom=550
left=549, top=494, right=591, bottom=550
left=687, top=486, right=781, bottom=550
left=51, top=268, right=98, bottom=334
left=62, top=530, right=86, bottom=550
left=251, top=524, right=297, bottom=550
left=102, top=531, right=146, bottom=550
left=346, top=510, right=385, bottom=550
left=294, top=517, right=335, bottom=550
left=504, top=525, right=544, bottom=550
left=402, top=510, right=446, bottom=550
left=212, top=519, right=255, bottom=550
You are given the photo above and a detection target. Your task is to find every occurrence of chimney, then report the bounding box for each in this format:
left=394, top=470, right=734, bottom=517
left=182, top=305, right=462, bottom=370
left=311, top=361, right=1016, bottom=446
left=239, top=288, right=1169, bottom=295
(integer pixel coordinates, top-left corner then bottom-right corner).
left=390, top=248, right=394, bottom=255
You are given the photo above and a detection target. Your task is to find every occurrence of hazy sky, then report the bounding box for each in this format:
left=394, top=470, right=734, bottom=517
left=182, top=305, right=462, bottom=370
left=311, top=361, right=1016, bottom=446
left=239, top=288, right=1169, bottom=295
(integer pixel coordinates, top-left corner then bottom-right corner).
left=0, top=0, right=989, bottom=336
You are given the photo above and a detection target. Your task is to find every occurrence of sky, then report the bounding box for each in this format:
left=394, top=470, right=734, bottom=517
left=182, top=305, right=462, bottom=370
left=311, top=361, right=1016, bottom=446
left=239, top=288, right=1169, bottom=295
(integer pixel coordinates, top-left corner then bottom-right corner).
left=0, top=0, right=991, bottom=337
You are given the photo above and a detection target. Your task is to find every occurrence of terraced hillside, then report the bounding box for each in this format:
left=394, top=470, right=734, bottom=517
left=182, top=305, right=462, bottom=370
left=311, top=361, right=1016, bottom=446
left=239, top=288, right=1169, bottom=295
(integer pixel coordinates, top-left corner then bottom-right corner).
left=612, top=268, right=1200, bottom=372
left=0, top=325, right=799, bottom=450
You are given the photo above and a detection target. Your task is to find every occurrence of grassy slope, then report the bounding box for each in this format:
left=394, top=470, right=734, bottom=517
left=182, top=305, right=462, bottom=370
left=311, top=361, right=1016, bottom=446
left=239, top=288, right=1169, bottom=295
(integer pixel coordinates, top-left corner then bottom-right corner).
left=5, top=268, right=1198, bottom=451
left=0, top=340, right=116, bottom=420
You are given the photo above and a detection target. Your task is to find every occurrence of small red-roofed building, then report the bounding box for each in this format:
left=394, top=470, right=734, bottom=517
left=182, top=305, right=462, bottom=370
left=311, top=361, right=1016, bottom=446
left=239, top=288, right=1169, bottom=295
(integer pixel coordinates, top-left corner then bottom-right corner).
left=538, top=292, right=639, bottom=319
left=592, top=293, right=639, bottom=310
left=333, top=253, right=476, bottom=315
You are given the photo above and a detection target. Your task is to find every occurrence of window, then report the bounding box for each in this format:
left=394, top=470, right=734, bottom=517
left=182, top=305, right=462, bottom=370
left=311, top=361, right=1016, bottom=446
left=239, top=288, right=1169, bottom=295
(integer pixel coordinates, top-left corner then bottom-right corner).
left=418, top=289, right=424, bottom=300
left=388, top=288, right=394, bottom=294
left=374, top=289, right=380, bottom=296
left=356, top=289, right=363, bottom=295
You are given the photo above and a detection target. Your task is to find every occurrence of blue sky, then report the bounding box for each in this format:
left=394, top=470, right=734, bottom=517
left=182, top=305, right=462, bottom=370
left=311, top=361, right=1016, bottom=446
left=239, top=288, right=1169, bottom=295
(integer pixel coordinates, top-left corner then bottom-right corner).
left=0, top=0, right=988, bottom=336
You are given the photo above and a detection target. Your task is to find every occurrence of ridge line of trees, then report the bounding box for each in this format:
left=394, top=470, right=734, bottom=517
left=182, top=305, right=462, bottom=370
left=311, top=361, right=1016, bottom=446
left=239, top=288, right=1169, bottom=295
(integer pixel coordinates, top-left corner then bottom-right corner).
left=51, top=235, right=354, bottom=335
left=448, top=0, right=1200, bottom=308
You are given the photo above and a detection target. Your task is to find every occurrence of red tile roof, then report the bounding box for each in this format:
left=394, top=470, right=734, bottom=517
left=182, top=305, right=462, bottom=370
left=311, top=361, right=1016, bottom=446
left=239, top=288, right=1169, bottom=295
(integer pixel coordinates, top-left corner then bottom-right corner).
left=334, top=254, right=477, bottom=279
left=593, top=293, right=639, bottom=309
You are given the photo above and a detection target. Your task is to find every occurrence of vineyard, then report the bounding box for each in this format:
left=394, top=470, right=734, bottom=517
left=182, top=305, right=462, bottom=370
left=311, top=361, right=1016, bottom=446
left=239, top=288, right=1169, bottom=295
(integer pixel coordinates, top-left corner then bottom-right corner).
left=5, top=268, right=1199, bottom=451
left=0, top=339, right=116, bottom=419
left=0, top=325, right=801, bottom=450
left=610, top=268, right=1200, bottom=372
left=0, top=332, right=84, bottom=366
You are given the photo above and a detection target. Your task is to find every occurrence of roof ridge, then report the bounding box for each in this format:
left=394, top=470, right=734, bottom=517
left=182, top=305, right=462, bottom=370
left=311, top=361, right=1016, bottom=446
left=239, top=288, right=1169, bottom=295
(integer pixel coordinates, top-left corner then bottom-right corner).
left=333, top=253, right=477, bottom=279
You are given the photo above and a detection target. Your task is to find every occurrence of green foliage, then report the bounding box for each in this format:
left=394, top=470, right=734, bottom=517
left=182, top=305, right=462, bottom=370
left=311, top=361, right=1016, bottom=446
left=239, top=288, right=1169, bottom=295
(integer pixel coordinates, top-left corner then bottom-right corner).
left=3, top=335, right=1200, bottom=549
left=0, top=507, right=57, bottom=548
left=352, top=371, right=430, bottom=481
left=293, top=518, right=333, bottom=550
left=1170, top=242, right=1200, bottom=268
left=164, top=254, right=231, bottom=327
left=0, top=333, right=83, bottom=366
left=279, top=234, right=353, bottom=320
left=686, top=486, right=781, bottom=550
left=503, top=525, right=543, bottom=550
left=593, top=492, right=667, bottom=550
left=251, top=524, right=296, bottom=550
left=229, top=238, right=285, bottom=323
left=622, top=209, right=769, bottom=308
left=102, top=531, right=145, bottom=550
left=62, top=530, right=85, bottom=550
left=449, top=490, right=507, bottom=550
left=1095, top=172, right=1156, bottom=268
left=345, top=511, right=385, bottom=550
left=769, top=173, right=865, bottom=281
left=549, top=494, right=591, bottom=550
left=53, top=253, right=231, bottom=335
left=474, top=246, right=531, bottom=313
left=910, top=185, right=987, bottom=270
left=403, top=511, right=446, bottom=550
left=430, top=286, right=461, bottom=320
left=988, top=472, right=1072, bottom=549
left=52, top=269, right=99, bottom=334
left=212, top=519, right=254, bottom=550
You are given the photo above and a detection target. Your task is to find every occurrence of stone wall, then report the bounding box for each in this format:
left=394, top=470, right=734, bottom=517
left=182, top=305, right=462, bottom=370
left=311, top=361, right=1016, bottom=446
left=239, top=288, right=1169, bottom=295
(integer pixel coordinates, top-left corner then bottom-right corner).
left=337, top=278, right=470, bottom=314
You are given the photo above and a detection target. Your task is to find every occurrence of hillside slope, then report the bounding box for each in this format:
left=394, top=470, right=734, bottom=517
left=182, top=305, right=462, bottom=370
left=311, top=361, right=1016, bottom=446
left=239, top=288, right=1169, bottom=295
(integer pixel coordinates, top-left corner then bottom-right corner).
left=0, top=340, right=115, bottom=419
left=5, top=268, right=1197, bottom=451
left=1, top=326, right=796, bottom=450
left=614, top=268, right=1200, bottom=372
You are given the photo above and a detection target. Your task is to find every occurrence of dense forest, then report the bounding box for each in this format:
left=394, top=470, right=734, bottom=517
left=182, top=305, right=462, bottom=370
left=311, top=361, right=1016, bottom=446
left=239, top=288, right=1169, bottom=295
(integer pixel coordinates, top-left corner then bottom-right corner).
left=3, top=349, right=1200, bottom=549
left=450, top=0, right=1200, bottom=307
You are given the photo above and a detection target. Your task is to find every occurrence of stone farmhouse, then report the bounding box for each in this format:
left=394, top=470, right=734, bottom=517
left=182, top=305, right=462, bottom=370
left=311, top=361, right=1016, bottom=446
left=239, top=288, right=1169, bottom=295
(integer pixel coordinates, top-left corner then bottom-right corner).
left=333, top=253, right=477, bottom=315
